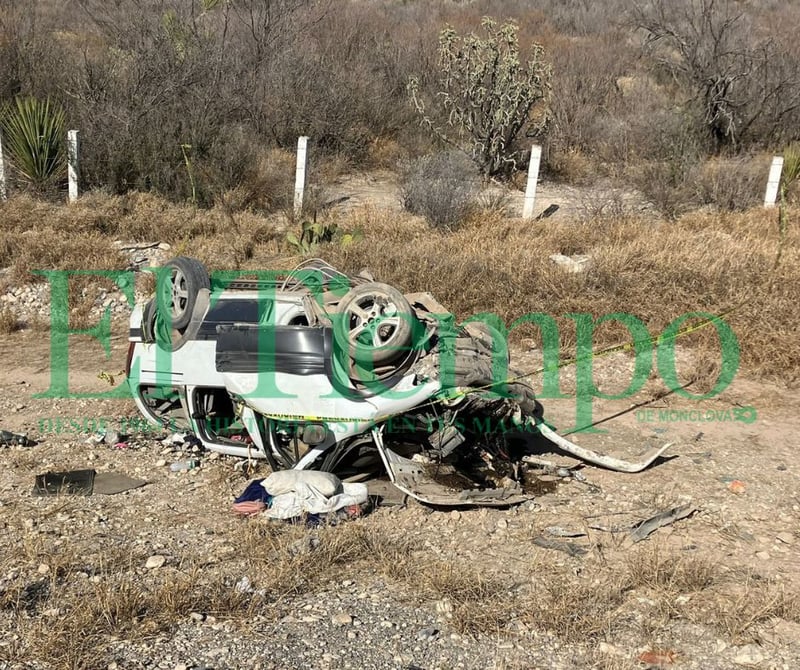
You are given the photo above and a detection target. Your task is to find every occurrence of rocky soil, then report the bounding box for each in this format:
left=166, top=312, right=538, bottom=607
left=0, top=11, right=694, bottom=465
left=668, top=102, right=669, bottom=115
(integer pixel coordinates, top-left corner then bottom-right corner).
left=0, top=321, right=798, bottom=669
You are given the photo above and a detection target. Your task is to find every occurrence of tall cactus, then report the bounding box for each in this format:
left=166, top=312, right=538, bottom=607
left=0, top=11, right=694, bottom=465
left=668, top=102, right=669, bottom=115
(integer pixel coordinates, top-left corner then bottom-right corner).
left=409, top=17, right=552, bottom=177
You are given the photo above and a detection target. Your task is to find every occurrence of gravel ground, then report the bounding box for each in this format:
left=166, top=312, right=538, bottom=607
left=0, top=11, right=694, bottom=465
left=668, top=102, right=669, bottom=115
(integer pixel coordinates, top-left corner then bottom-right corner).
left=1, top=326, right=799, bottom=670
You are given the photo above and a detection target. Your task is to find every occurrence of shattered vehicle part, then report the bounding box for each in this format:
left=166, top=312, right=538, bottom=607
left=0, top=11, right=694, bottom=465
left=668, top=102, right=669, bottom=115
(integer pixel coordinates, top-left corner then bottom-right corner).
left=535, top=423, right=673, bottom=474
left=371, top=428, right=532, bottom=507
left=544, top=526, right=587, bottom=538
left=629, top=504, right=696, bottom=542
left=33, top=470, right=95, bottom=496
left=1, top=430, right=34, bottom=447
left=127, top=257, right=673, bottom=506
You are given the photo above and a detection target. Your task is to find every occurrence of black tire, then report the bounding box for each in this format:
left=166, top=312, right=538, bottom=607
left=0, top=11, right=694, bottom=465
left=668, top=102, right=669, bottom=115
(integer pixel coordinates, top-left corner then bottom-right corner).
left=142, top=298, right=157, bottom=342
left=334, top=282, right=417, bottom=365
left=156, top=257, right=210, bottom=330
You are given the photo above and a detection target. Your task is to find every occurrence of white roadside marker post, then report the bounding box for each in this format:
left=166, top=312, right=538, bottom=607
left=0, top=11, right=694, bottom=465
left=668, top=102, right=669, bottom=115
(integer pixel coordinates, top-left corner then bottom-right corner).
left=522, top=144, right=542, bottom=220
left=294, top=136, right=308, bottom=218
left=764, top=156, right=784, bottom=208
left=67, top=129, right=80, bottom=203
left=0, top=130, right=7, bottom=201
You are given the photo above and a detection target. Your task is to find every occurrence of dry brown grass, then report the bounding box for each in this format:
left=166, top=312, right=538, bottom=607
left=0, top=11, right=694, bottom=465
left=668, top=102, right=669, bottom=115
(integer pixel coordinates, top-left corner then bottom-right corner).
left=2, top=509, right=797, bottom=669
left=0, top=193, right=285, bottom=278
left=616, top=544, right=800, bottom=645
left=1, top=192, right=798, bottom=383
left=321, top=205, right=800, bottom=381
left=0, top=305, right=21, bottom=333
left=711, top=579, right=800, bottom=642
left=625, top=545, right=719, bottom=593
left=0, top=521, right=381, bottom=668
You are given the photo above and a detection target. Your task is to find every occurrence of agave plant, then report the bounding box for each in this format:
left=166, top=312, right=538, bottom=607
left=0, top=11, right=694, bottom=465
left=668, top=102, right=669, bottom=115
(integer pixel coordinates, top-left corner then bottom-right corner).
left=0, top=97, right=66, bottom=191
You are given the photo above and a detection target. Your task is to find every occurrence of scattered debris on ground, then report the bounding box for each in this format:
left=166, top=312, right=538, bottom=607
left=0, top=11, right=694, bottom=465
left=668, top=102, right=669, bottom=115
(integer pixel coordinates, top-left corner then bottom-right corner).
left=32, top=469, right=146, bottom=496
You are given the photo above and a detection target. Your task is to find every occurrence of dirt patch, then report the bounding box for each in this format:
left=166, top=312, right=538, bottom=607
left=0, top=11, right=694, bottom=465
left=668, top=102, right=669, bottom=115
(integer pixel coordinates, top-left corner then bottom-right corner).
left=1, top=331, right=799, bottom=668
left=324, top=170, right=653, bottom=221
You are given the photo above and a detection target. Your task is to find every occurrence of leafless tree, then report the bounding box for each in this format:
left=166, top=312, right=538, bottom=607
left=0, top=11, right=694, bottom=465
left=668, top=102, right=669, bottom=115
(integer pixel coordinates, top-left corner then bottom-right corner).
left=632, top=0, right=800, bottom=150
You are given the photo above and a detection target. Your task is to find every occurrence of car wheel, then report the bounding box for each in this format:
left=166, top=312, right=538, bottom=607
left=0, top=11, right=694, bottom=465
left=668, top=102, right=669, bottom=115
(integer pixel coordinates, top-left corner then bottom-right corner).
left=142, top=298, right=157, bottom=342
left=156, top=257, right=210, bottom=330
left=335, top=282, right=417, bottom=365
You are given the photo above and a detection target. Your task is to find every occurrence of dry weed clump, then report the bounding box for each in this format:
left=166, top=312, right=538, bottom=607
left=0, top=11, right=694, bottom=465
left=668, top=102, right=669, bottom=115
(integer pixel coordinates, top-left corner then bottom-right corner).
left=708, top=577, right=800, bottom=642
left=323, top=205, right=800, bottom=380
left=398, top=560, right=514, bottom=636
left=0, top=305, right=21, bottom=334
left=615, top=543, right=800, bottom=645
left=524, top=574, right=630, bottom=639
left=624, top=544, right=719, bottom=595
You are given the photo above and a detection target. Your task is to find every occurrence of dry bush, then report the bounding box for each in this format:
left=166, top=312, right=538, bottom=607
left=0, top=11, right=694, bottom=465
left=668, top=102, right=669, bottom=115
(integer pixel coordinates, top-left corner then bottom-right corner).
left=577, top=189, right=634, bottom=222
left=692, top=155, right=771, bottom=211
left=546, top=32, right=631, bottom=173
left=634, top=153, right=772, bottom=217
left=635, top=162, right=707, bottom=220
left=366, top=137, right=410, bottom=169
left=260, top=4, right=425, bottom=165
left=0, top=305, right=21, bottom=333
left=2, top=0, right=798, bottom=208
left=632, top=0, right=800, bottom=151
left=546, top=148, right=597, bottom=185
left=213, top=148, right=296, bottom=214
left=628, top=113, right=705, bottom=218
left=399, top=151, right=481, bottom=230
left=476, top=188, right=514, bottom=217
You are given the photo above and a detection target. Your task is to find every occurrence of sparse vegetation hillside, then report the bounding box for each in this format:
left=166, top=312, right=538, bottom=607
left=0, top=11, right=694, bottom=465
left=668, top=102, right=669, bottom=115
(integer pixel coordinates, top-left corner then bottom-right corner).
left=1, top=0, right=798, bottom=212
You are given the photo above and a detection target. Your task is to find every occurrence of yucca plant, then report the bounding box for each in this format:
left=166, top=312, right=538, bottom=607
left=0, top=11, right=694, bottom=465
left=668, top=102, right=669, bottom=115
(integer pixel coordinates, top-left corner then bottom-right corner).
left=0, top=97, right=66, bottom=192
left=781, top=142, right=800, bottom=194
